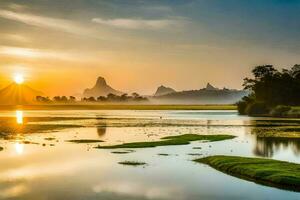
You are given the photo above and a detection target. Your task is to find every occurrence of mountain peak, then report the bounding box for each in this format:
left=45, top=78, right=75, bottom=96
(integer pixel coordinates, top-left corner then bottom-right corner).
left=96, top=76, right=107, bottom=87
left=206, top=83, right=218, bottom=90
left=154, top=85, right=176, bottom=96
left=83, top=76, right=123, bottom=97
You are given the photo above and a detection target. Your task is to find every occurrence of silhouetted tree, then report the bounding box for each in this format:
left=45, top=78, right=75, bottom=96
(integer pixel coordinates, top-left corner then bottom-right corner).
left=53, top=96, right=61, bottom=102
left=69, top=96, right=76, bottom=102
left=36, top=96, right=51, bottom=103
left=238, top=64, right=300, bottom=115
left=97, top=96, right=106, bottom=101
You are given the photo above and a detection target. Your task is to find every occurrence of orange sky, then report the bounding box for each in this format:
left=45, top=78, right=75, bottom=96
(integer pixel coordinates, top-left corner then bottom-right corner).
left=1, top=1, right=300, bottom=96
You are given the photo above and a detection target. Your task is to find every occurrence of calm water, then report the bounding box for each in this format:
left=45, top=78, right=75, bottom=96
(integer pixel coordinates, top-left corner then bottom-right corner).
left=0, top=110, right=299, bottom=200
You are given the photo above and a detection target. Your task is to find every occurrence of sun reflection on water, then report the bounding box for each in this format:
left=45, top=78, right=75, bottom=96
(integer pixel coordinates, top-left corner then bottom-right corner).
left=15, top=142, right=24, bottom=155
left=16, top=111, right=23, bottom=124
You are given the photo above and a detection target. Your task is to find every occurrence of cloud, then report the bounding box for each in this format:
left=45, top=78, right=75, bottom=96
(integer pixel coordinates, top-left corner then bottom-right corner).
left=0, top=46, right=87, bottom=61
left=0, top=9, right=89, bottom=36
left=92, top=17, right=187, bottom=30
left=1, top=34, right=30, bottom=43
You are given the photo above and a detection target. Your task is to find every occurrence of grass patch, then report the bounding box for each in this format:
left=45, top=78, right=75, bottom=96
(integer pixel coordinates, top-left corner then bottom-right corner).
left=66, top=139, right=104, bottom=143
left=158, top=153, right=170, bottom=156
left=0, top=147, right=3, bottom=151
left=193, top=147, right=202, bottom=149
left=118, top=161, right=147, bottom=166
left=111, top=150, right=135, bottom=154
left=19, top=140, right=39, bottom=145
left=188, top=153, right=203, bottom=156
left=196, top=155, right=300, bottom=192
left=44, top=137, right=56, bottom=141
left=252, top=127, right=300, bottom=139
left=95, top=134, right=235, bottom=149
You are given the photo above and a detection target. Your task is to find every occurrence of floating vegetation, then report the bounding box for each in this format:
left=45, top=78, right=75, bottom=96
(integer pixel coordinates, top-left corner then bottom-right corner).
left=96, top=134, right=235, bottom=149
left=118, top=161, right=147, bottom=166
left=44, top=137, right=56, bottom=141
left=158, top=153, right=170, bottom=156
left=66, top=139, right=104, bottom=143
left=111, top=151, right=133, bottom=154
left=193, top=147, right=202, bottom=149
left=18, top=140, right=39, bottom=145
left=196, top=155, right=300, bottom=192
left=187, top=153, right=203, bottom=156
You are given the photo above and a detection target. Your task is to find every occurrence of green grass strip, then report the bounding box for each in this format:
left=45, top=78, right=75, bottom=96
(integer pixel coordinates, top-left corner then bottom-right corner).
left=96, top=134, right=235, bottom=149
left=196, top=155, right=300, bottom=192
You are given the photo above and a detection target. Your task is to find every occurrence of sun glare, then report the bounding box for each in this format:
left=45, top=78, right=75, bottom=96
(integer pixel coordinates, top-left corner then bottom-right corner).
left=16, top=110, right=24, bottom=124
left=14, top=74, right=24, bottom=84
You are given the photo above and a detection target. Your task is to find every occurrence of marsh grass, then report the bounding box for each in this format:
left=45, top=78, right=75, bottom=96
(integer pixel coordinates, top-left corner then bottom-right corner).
left=66, top=139, right=104, bottom=143
left=253, top=127, right=300, bottom=138
left=96, top=134, right=235, bottom=149
left=193, top=147, right=202, bottom=149
left=118, top=161, right=147, bottom=166
left=187, top=153, right=203, bottom=156
left=158, top=153, right=170, bottom=156
left=196, top=155, right=300, bottom=192
left=44, top=137, right=56, bottom=141
left=111, top=150, right=134, bottom=154
left=19, top=141, right=39, bottom=145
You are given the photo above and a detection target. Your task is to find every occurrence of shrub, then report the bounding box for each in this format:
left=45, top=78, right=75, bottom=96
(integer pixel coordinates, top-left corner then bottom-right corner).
left=237, top=100, right=248, bottom=115
left=245, top=102, right=269, bottom=116
left=287, top=108, right=300, bottom=118
left=237, top=95, right=255, bottom=115
left=270, top=105, right=291, bottom=117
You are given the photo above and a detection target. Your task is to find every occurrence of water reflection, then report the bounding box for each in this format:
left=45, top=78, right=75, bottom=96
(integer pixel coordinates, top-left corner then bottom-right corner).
left=253, top=137, right=300, bottom=157
left=14, top=142, right=24, bottom=155
left=97, top=126, right=107, bottom=137
left=16, top=111, right=23, bottom=124
left=248, top=122, right=300, bottom=158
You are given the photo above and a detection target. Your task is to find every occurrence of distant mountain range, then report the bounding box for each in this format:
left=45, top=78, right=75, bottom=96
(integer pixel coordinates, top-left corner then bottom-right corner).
left=0, top=83, right=43, bottom=105
left=83, top=76, right=123, bottom=97
left=0, top=76, right=246, bottom=105
left=152, top=83, right=247, bottom=104
left=81, top=77, right=247, bottom=104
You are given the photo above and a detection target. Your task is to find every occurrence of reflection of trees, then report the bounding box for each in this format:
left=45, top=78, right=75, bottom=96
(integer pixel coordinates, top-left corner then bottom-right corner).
left=97, top=125, right=107, bottom=137
left=248, top=125, right=300, bottom=158
left=253, top=137, right=300, bottom=157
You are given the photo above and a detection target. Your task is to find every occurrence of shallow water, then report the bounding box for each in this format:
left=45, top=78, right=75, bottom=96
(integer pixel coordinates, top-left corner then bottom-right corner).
left=0, top=110, right=299, bottom=200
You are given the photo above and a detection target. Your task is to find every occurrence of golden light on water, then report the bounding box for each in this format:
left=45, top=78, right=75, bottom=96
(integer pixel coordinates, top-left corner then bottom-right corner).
left=16, top=111, right=23, bottom=124
left=15, top=142, right=24, bottom=155
left=14, top=74, right=24, bottom=84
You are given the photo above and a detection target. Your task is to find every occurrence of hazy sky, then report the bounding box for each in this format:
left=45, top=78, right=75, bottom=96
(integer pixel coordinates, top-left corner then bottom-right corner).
left=0, top=0, right=300, bottom=96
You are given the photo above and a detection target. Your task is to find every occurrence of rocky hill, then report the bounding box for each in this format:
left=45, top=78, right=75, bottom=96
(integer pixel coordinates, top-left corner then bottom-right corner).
left=83, top=76, right=123, bottom=97
left=154, top=85, right=176, bottom=96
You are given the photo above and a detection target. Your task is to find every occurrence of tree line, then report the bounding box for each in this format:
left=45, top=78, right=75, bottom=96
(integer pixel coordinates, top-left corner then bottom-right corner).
left=36, top=93, right=148, bottom=103
left=237, top=64, right=300, bottom=116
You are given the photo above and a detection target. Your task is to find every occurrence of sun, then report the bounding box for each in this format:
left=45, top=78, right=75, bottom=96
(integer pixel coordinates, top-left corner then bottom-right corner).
left=14, top=74, right=24, bottom=84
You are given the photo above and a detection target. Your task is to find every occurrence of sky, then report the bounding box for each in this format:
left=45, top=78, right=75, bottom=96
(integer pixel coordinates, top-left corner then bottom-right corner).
left=0, top=0, right=300, bottom=96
